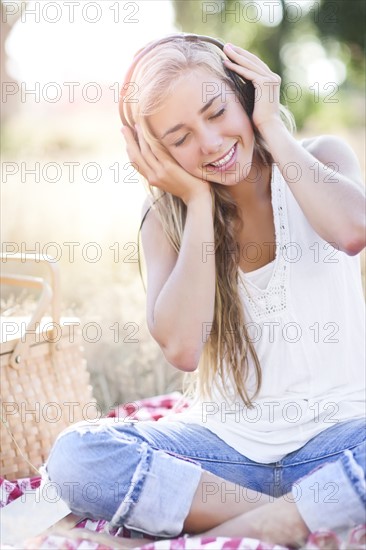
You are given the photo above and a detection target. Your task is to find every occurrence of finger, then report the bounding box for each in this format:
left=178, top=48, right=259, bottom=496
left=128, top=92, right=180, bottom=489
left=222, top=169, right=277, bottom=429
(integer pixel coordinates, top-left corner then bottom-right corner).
left=224, top=43, right=270, bottom=69
left=224, top=43, right=270, bottom=74
left=223, top=58, right=265, bottom=81
left=135, top=125, right=161, bottom=170
left=224, top=51, right=269, bottom=77
left=121, top=125, right=140, bottom=154
left=224, top=56, right=281, bottom=87
left=121, top=125, right=137, bottom=144
left=121, top=126, right=151, bottom=178
left=148, top=139, right=172, bottom=162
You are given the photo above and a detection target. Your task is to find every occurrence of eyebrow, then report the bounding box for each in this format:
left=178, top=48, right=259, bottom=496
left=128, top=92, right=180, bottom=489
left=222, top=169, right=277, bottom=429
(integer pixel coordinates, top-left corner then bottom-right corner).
left=160, top=93, right=222, bottom=139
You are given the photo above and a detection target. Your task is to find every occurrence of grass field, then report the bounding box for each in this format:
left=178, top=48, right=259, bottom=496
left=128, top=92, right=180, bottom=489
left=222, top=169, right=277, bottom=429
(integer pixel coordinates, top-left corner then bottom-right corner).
left=1, top=106, right=365, bottom=410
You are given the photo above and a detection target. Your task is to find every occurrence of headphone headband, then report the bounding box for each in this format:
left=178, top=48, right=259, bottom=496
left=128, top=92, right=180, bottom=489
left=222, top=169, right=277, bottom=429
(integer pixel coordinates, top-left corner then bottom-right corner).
left=119, top=32, right=255, bottom=134
left=118, top=33, right=226, bottom=126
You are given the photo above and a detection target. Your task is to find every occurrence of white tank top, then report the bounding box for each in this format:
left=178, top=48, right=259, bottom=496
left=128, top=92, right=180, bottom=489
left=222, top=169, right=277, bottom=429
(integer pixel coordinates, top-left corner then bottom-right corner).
left=241, top=259, right=275, bottom=290
left=158, top=150, right=366, bottom=463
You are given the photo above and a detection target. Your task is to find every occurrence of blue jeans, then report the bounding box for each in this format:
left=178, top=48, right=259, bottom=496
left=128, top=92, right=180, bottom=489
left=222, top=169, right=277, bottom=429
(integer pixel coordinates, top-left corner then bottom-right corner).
left=44, top=417, right=366, bottom=537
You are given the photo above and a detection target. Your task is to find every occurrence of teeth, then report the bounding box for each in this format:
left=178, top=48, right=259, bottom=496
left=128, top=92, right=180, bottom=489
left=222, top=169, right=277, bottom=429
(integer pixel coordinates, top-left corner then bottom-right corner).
left=209, top=144, right=236, bottom=167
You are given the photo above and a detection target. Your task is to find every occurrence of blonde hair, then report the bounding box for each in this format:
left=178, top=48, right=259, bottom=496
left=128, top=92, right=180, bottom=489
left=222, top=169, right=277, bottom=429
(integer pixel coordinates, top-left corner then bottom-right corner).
left=122, top=37, right=296, bottom=407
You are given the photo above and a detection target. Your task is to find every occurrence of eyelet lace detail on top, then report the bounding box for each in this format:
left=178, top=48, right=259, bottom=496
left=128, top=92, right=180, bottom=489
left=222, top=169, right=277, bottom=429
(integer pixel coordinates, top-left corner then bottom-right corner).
left=238, top=163, right=290, bottom=322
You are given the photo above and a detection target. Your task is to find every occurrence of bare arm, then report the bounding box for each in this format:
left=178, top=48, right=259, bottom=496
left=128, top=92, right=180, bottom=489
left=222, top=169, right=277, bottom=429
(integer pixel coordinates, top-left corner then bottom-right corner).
left=141, top=191, right=216, bottom=371
left=223, top=42, right=366, bottom=255
left=258, top=124, right=366, bottom=255
left=122, top=124, right=216, bottom=370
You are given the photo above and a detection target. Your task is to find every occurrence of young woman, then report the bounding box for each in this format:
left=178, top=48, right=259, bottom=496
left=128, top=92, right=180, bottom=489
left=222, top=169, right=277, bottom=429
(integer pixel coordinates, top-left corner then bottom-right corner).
left=44, top=34, right=366, bottom=548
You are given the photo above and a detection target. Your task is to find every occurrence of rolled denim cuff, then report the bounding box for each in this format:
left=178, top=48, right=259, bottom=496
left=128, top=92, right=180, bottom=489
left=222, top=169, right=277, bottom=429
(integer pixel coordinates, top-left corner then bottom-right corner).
left=293, top=450, right=366, bottom=533
left=111, top=446, right=202, bottom=537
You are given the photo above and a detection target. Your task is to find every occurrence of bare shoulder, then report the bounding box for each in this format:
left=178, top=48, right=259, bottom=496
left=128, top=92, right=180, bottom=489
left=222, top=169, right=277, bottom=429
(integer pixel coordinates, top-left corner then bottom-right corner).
left=300, top=134, right=364, bottom=188
left=139, top=194, right=178, bottom=333
left=141, top=194, right=155, bottom=221
left=140, top=194, right=165, bottom=233
left=140, top=194, right=175, bottom=247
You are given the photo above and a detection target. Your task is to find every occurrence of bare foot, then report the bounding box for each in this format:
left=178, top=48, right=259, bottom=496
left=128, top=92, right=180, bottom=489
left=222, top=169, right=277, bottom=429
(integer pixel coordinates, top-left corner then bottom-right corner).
left=183, top=470, right=273, bottom=533
left=200, top=492, right=310, bottom=549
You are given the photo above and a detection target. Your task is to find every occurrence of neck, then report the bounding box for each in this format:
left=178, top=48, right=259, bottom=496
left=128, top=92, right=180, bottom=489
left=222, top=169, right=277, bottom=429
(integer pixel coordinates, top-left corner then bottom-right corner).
left=227, top=154, right=272, bottom=209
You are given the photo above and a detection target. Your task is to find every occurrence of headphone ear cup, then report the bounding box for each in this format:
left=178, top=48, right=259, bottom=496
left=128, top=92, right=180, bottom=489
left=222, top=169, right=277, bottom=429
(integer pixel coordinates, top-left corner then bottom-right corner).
left=224, top=66, right=255, bottom=118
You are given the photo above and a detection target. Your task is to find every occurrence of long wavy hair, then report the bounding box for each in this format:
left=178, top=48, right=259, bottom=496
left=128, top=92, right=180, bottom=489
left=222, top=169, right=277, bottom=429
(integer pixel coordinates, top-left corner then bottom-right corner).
left=122, top=37, right=296, bottom=407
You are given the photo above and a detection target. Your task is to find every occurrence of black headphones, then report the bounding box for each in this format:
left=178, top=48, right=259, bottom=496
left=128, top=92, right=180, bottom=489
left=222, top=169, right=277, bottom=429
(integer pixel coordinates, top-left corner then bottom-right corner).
left=119, top=33, right=255, bottom=136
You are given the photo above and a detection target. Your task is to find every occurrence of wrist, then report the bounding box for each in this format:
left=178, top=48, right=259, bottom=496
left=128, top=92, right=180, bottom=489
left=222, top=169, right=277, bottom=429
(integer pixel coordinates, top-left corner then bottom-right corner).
left=183, top=186, right=212, bottom=207
left=256, top=115, right=286, bottom=136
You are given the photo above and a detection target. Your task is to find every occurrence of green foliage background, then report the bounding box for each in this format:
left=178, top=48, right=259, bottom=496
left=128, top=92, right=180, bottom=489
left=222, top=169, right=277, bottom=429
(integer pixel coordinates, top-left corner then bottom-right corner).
left=172, top=0, right=365, bottom=130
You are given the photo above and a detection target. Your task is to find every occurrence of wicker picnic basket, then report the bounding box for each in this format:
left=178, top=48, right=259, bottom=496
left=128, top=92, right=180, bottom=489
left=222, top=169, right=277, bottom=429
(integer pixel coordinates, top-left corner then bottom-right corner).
left=0, top=254, right=95, bottom=480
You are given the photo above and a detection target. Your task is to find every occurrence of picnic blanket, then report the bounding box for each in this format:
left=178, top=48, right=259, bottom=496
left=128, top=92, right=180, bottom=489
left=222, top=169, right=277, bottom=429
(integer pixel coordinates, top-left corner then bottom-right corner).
left=1, top=393, right=365, bottom=549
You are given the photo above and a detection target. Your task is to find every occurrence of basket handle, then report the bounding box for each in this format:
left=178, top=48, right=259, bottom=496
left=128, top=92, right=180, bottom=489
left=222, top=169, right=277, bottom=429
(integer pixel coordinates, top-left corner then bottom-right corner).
left=1, top=254, right=61, bottom=369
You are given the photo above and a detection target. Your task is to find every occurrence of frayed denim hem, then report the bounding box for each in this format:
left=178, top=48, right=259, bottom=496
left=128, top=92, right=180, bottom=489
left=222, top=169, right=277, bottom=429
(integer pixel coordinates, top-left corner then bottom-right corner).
left=112, top=449, right=202, bottom=537
left=293, top=445, right=366, bottom=533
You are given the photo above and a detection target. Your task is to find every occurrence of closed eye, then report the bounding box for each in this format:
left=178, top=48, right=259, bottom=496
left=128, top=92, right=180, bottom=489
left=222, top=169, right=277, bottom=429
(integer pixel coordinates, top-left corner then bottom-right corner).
left=209, top=108, right=226, bottom=119
left=174, top=135, right=188, bottom=147
left=173, top=108, right=226, bottom=147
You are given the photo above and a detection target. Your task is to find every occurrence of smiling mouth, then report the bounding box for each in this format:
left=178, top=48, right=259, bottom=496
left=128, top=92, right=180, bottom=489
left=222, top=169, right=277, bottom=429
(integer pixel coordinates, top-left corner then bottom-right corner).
left=204, top=143, right=237, bottom=168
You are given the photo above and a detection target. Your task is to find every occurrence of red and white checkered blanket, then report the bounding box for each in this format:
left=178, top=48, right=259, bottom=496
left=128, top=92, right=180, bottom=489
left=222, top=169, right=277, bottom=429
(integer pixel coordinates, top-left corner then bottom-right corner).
left=1, top=393, right=364, bottom=550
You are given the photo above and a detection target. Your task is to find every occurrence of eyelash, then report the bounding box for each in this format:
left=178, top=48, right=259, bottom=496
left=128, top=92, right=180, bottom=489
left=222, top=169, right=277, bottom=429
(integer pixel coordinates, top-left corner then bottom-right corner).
left=173, top=108, right=226, bottom=147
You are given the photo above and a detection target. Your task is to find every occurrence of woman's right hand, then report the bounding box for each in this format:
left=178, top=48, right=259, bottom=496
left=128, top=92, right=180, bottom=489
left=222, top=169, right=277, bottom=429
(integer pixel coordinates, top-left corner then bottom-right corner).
left=121, top=124, right=212, bottom=205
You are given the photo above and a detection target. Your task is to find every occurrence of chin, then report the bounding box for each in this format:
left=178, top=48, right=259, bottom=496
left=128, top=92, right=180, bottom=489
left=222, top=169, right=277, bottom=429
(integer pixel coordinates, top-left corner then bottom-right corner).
left=207, top=177, right=241, bottom=187
left=206, top=170, right=245, bottom=186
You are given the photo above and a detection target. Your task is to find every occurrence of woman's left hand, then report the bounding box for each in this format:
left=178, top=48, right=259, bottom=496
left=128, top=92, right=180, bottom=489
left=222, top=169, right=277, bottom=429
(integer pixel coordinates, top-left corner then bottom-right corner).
left=223, top=43, right=282, bottom=131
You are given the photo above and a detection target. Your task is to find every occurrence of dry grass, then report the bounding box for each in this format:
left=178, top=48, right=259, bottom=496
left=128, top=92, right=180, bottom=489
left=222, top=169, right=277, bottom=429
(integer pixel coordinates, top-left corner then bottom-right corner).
left=1, top=108, right=365, bottom=411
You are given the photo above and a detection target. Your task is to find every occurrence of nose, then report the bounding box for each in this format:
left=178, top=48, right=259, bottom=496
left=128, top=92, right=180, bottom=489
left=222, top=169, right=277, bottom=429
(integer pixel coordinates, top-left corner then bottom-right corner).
left=198, top=128, right=223, bottom=156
